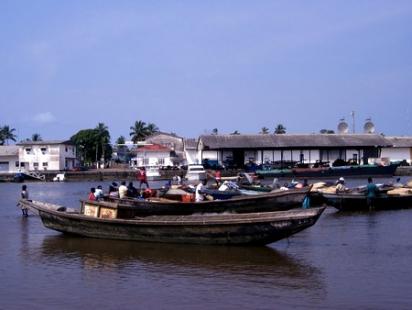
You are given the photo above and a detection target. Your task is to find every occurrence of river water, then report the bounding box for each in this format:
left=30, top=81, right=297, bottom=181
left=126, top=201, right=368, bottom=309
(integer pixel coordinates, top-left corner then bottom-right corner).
left=1, top=178, right=412, bottom=309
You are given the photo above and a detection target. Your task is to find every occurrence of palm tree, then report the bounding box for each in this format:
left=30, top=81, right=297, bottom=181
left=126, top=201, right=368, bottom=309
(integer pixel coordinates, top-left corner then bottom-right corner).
left=95, top=123, right=110, bottom=163
left=129, top=120, right=148, bottom=143
left=146, top=123, right=159, bottom=136
left=31, top=133, right=42, bottom=141
left=274, top=124, right=286, bottom=134
left=1, top=125, right=17, bottom=145
left=260, top=127, right=269, bottom=134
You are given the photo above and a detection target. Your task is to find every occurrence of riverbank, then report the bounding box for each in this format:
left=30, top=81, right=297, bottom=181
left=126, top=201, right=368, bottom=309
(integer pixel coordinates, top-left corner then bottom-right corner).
left=1, top=166, right=411, bottom=182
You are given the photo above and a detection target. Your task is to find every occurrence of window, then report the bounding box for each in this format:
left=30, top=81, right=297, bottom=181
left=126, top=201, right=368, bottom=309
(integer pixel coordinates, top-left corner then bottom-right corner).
left=33, top=162, right=39, bottom=170
left=20, top=162, right=25, bottom=168
left=15, top=161, right=19, bottom=167
left=42, top=162, right=48, bottom=167
left=41, top=147, right=47, bottom=155
left=25, top=148, right=31, bottom=154
left=65, top=147, right=68, bottom=152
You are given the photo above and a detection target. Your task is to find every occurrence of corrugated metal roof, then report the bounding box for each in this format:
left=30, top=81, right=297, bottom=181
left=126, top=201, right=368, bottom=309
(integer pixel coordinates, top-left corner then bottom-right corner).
left=184, top=138, right=198, bottom=149
left=385, top=136, right=412, bottom=147
left=0, top=145, right=19, bottom=156
left=16, top=140, right=73, bottom=146
left=199, top=134, right=393, bottom=149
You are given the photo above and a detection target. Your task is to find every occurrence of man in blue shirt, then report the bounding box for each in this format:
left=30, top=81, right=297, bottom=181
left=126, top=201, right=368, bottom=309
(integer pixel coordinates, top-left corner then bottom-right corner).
left=366, top=177, right=378, bottom=209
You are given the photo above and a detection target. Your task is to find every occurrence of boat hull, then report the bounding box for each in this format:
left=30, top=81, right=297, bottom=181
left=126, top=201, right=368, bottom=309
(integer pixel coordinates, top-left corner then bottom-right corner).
left=322, top=193, right=412, bottom=211
left=257, top=164, right=399, bottom=179
left=103, top=188, right=310, bottom=216
left=21, top=200, right=325, bottom=245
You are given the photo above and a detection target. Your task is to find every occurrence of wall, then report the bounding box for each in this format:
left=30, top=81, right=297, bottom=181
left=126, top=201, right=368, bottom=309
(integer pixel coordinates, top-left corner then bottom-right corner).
left=381, top=147, right=411, bottom=163
left=0, top=155, right=19, bottom=172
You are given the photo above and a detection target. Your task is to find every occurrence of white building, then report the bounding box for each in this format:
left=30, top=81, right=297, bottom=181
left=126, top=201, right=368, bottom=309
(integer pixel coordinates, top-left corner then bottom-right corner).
left=16, top=140, right=77, bottom=171
left=381, top=137, right=412, bottom=164
left=184, top=138, right=199, bottom=165
left=130, top=144, right=175, bottom=168
left=0, top=145, right=19, bottom=172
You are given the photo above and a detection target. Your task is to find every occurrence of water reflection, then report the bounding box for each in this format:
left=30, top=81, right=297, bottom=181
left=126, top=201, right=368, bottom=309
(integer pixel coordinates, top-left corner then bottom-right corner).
left=36, top=236, right=324, bottom=291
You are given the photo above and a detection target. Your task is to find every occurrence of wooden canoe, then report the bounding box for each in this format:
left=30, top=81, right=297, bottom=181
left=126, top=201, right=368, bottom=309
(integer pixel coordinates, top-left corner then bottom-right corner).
left=321, top=192, right=412, bottom=211
left=101, top=187, right=311, bottom=216
left=19, top=199, right=325, bottom=245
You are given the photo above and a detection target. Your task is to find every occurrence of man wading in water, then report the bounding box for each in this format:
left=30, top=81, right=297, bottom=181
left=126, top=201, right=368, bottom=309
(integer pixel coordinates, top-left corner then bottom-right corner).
left=20, top=185, right=29, bottom=216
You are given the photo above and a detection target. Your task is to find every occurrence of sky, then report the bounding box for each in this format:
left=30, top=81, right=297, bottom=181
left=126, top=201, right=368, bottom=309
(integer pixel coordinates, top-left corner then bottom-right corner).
left=1, top=0, right=412, bottom=142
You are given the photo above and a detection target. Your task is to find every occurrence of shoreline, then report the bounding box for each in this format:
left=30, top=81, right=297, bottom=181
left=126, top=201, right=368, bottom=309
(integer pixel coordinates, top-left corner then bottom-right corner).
left=0, top=166, right=411, bottom=183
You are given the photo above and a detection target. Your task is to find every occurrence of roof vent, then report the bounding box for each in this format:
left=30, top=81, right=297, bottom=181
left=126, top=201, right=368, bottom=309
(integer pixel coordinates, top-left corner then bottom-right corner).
left=337, top=119, right=349, bottom=134
left=363, top=118, right=375, bottom=134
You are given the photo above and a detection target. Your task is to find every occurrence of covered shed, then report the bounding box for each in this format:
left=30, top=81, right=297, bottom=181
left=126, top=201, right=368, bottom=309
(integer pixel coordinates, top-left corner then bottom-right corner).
left=198, top=134, right=393, bottom=167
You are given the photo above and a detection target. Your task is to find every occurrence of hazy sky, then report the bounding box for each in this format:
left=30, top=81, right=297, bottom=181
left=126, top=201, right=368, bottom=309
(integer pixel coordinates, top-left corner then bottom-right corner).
left=1, top=1, right=412, bottom=142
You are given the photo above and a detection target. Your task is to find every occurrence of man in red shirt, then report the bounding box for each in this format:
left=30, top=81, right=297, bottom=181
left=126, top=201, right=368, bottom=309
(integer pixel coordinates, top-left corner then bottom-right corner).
left=88, top=187, right=96, bottom=201
left=137, top=167, right=149, bottom=190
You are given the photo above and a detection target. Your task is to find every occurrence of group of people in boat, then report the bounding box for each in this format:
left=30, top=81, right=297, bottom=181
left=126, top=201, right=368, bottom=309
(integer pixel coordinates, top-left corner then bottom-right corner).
left=87, top=167, right=151, bottom=201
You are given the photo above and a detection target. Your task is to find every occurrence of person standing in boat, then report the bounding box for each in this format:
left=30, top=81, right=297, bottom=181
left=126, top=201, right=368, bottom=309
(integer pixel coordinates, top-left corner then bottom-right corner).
left=214, top=170, right=222, bottom=187
left=20, top=184, right=29, bottom=216
left=88, top=188, right=96, bottom=201
left=195, top=179, right=207, bottom=202
left=137, top=167, right=149, bottom=190
left=366, top=177, right=378, bottom=209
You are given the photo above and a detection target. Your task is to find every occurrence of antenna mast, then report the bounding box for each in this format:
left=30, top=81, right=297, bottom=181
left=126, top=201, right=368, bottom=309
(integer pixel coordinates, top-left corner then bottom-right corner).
left=351, top=111, right=355, bottom=133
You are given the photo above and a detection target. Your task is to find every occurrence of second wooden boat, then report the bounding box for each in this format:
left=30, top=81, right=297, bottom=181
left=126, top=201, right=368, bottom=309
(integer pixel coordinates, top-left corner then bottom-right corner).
left=102, top=187, right=311, bottom=216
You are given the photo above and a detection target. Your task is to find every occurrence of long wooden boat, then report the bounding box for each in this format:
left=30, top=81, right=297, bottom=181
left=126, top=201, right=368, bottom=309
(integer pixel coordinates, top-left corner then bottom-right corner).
left=18, top=199, right=325, bottom=245
left=256, top=163, right=399, bottom=179
left=321, top=192, right=412, bottom=211
left=102, top=187, right=311, bottom=216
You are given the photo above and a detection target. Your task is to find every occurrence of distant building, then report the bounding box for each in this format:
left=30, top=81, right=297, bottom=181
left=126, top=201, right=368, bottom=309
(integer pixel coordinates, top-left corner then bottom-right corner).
left=16, top=140, right=76, bottom=171
left=0, top=145, right=19, bottom=172
left=144, top=132, right=185, bottom=165
left=130, top=144, right=175, bottom=168
left=184, top=138, right=198, bottom=165
left=381, top=137, right=412, bottom=164
left=198, top=134, right=393, bottom=167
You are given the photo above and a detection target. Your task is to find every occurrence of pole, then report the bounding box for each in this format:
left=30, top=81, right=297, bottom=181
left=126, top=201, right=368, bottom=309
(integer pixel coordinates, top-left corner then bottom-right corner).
left=351, top=111, right=355, bottom=133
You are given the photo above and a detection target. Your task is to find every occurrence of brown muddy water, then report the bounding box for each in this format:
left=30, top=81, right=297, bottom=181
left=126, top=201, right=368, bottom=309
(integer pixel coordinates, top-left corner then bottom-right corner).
left=1, top=178, right=412, bottom=309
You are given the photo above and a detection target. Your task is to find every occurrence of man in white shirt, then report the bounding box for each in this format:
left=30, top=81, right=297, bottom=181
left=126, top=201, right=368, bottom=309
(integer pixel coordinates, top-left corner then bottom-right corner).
left=195, top=179, right=207, bottom=202
left=94, top=185, right=104, bottom=200
left=118, top=181, right=128, bottom=199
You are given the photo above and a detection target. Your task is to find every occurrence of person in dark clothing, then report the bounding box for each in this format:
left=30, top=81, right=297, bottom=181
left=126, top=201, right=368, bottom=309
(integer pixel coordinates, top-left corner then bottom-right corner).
left=366, top=177, right=378, bottom=209
left=20, top=185, right=29, bottom=216
left=127, top=182, right=138, bottom=197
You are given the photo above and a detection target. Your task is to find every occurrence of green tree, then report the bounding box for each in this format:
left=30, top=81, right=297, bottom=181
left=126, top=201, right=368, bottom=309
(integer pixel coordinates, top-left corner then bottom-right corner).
left=31, top=133, right=42, bottom=141
left=230, top=130, right=240, bottom=135
left=0, top=125, right=17, bottom=145
left=71, top=126, right=112, bottom=165
left=260, top=127, right=269, bottom=134
left=129, top=120, right=149, bottom=143
left=95, top=123, right=111, bottom=163
left=146, top=123, right=159, bottom=136
left=71, top=129, right=99, bottom=165
left=212, top=128, right=218, bottom=135
left=274, top=124, right=286, bottom=134
left=116, top=136, right=126, bottom=145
